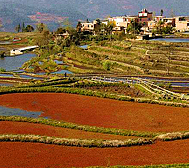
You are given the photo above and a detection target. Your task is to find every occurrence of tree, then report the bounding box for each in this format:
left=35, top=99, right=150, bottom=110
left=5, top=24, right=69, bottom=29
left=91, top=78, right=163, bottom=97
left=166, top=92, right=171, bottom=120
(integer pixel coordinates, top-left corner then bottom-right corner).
left=94, top=19, right=101, bottom=35
left=25, top=25, right=34, bottom=32
left=55, top=27, right=66, bottom=34
left=35, top=30, right=51, bottom=47
left=86, top=19, right=90, bottom=23
left=106, top=21, right=116, bottom=35
left=36, top=23, right=48, bottom=33
left=15, top=24, right=21, bottom=33
left=103, top=61, right=111, bottom=71
left=161, top=9, right=164, bottom=16
left=22, top=22, right=25, bottom=32
left=76, top=21, right=82, bottom=33
left=162, top=26, right=174, bottom=34
left=126, top=20, right=142, bottom=34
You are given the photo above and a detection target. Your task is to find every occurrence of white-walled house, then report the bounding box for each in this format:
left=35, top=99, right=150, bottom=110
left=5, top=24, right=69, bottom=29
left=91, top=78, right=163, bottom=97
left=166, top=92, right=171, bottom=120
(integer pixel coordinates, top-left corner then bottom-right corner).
left=175, top=16, right=189, bottom=32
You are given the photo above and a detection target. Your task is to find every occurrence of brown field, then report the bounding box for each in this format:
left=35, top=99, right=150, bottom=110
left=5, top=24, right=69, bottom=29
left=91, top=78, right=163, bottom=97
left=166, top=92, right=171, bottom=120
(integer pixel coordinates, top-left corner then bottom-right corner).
left=0, top=93, right=189, bottom=132
left=0, top=121, right=136, bottom=140
left=1, top=140, right=189, bottom=167
left=1, top=93, right=189, bottom=167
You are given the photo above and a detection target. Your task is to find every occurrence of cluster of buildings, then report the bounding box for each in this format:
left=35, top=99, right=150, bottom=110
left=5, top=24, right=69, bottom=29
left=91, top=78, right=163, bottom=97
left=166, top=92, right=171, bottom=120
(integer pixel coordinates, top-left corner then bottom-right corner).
left=80, top=9, right=189, bottom=35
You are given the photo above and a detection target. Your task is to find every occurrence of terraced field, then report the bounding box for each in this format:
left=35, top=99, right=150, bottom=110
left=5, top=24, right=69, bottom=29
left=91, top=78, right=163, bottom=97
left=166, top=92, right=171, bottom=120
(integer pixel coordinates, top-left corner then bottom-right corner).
left=1, top=93, right=189, bottom=167
left=1, top=38, right=189, bottom=167
left=64, top=40, right=189, bottom=76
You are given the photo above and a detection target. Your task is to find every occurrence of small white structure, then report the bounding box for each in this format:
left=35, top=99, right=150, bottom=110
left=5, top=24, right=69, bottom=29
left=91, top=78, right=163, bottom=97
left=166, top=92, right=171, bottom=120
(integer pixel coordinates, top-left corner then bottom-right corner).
left=10, top=45, right=39, bottom=56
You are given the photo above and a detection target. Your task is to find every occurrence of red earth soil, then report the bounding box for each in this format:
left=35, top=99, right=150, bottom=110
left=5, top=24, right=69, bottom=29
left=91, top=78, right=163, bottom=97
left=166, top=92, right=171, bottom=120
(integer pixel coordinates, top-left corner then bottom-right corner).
left=0, top=93, right=189, bottom=132
left=0, top=121, right=137, bottom=140
left=1, top=140, right=189, bottom=167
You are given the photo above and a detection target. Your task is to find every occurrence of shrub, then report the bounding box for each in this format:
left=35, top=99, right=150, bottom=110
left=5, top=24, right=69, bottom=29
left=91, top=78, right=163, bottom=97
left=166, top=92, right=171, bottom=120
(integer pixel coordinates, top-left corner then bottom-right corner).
left=103, top=61, right=111, bottom=71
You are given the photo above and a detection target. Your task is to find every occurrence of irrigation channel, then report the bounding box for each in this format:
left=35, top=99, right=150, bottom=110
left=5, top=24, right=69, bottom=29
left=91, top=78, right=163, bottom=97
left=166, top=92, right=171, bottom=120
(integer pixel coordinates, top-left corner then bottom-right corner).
left=150, top=37, right=189, bottom=42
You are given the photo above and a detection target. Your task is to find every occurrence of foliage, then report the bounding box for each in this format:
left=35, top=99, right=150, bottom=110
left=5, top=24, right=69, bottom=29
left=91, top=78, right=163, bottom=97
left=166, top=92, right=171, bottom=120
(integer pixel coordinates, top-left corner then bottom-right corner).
left=0, top=51, right=5, bottom=57
left=55, top=27, right=66, bottom=34
left=36, top=23, right=48, bottom=33
left=126, top=20, right=142, bottom=34
left=15, top=24, right=21, bottom=33
left=103, top=61, right=112, bottom=71
left=24, top=25, right=34, bottom=32
left=34, top=30, right=51, bottom=47
left=0, top=68, right=6, bottom=72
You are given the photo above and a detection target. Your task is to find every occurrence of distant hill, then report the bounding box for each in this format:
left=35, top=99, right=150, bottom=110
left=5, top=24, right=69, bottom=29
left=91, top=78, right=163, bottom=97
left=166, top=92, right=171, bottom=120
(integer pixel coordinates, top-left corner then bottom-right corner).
left=0, top=0, right=189, bottom=31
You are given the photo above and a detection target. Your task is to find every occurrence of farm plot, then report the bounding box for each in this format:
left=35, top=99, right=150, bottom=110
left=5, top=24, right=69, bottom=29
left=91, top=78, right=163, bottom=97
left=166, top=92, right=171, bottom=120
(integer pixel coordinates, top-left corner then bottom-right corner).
left=1, top=140, right=189, bottom=167
left=0, top=121, right=136, bottom=140
left=0, top=93, right=189, bottom=133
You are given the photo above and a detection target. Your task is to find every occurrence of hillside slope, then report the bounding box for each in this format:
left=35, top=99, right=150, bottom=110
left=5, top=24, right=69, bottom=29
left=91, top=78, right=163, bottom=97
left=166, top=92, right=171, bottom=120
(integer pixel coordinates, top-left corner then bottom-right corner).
left=0, top=0, right=189, bottom=31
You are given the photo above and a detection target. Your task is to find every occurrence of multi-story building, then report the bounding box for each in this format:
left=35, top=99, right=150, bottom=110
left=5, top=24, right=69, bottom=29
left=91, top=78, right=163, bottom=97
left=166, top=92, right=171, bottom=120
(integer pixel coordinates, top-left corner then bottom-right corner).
left=81, top=22, right=94, bottom=32
left=175, top=16, right=189, bottom=32
left=163, top=18, right=175, bottom=27
left=138, top=9, right=153, bottom=26
left=108, top=16, right=138, bottom=33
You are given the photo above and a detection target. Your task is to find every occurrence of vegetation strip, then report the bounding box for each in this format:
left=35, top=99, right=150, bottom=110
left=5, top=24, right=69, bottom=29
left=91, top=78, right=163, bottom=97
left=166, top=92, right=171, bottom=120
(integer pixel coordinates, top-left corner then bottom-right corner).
left=1, top=116, right=189, bottom=142
left=155, top=132, right=189, bottom=141
left=88, top=163, right=189, bottom=168
left=0, top=116, right=159, bottom=138
left=0, top=134, right=153, bottom=148
left=1, top=86, right=189, bottom=108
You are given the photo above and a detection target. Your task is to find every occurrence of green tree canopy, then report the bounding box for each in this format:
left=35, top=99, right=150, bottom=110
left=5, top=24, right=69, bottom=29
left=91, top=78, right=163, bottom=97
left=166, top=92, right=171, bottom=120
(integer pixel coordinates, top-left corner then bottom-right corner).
left=126, top=20, right=142, bottom=34
left=25, top=25, right=34, bottom=32
left=36, top=23, right=48, bottom=33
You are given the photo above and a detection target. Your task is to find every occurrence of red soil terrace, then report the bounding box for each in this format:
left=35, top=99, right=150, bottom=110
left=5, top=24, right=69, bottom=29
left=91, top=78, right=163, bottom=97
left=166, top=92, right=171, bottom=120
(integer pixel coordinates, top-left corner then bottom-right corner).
left=0, top=93, right=189, bottom=132
left=0, top=121, right=136, bottom=140
left=1, top=140, right=189, bottom=167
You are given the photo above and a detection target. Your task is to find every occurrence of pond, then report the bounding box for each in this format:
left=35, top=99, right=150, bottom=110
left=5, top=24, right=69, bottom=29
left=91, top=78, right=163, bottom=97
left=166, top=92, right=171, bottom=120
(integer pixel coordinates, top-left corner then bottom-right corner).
left=0, top=41, right=11, bottom=45
left=0, top=106, right=43, bottom=118
left=51, top=70, right=73, bottom=75
left=18, top=74, right=44, bottom=80
left=0, top=53, right=36, bottom=71
left=79, top=45, right=89, bottom=49
left=0, top=83, right=14, bottom=86
left=151, top=38, right=189, bottom=42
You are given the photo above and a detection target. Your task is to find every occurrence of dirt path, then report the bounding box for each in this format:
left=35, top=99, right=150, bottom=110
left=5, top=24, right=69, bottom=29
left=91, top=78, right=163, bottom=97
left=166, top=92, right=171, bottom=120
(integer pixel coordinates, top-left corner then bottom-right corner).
left=0, top=93, right=189, bottom=132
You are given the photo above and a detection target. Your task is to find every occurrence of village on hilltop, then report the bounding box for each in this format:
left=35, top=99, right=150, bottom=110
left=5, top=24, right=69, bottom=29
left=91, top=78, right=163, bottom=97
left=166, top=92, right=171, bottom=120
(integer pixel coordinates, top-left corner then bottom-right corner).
left=79, top=9, right=189, bottom=39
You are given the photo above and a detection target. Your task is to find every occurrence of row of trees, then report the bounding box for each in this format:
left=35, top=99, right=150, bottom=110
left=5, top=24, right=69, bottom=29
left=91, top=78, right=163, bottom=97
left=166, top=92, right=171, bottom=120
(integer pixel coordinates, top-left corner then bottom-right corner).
left=15, top=22, right=48, bottom=33
left=15, top=22, right=34, bottom=33
left=152, top=21, right=174, bottom=34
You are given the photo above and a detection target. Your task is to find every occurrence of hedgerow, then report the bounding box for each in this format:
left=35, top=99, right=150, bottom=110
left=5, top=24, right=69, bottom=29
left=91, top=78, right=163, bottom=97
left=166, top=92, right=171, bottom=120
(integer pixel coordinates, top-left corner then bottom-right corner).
left=0, top=134, right=154, bottom=148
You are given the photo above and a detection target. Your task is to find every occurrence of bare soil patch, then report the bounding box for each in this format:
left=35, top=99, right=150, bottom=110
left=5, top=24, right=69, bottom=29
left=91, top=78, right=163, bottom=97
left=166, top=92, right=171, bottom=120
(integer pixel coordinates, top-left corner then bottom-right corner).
left=0, top=93, right=189, bottom=132
left=0, top=121, right=135, bottom=140
left=1, top=140, right=189, bottom=167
